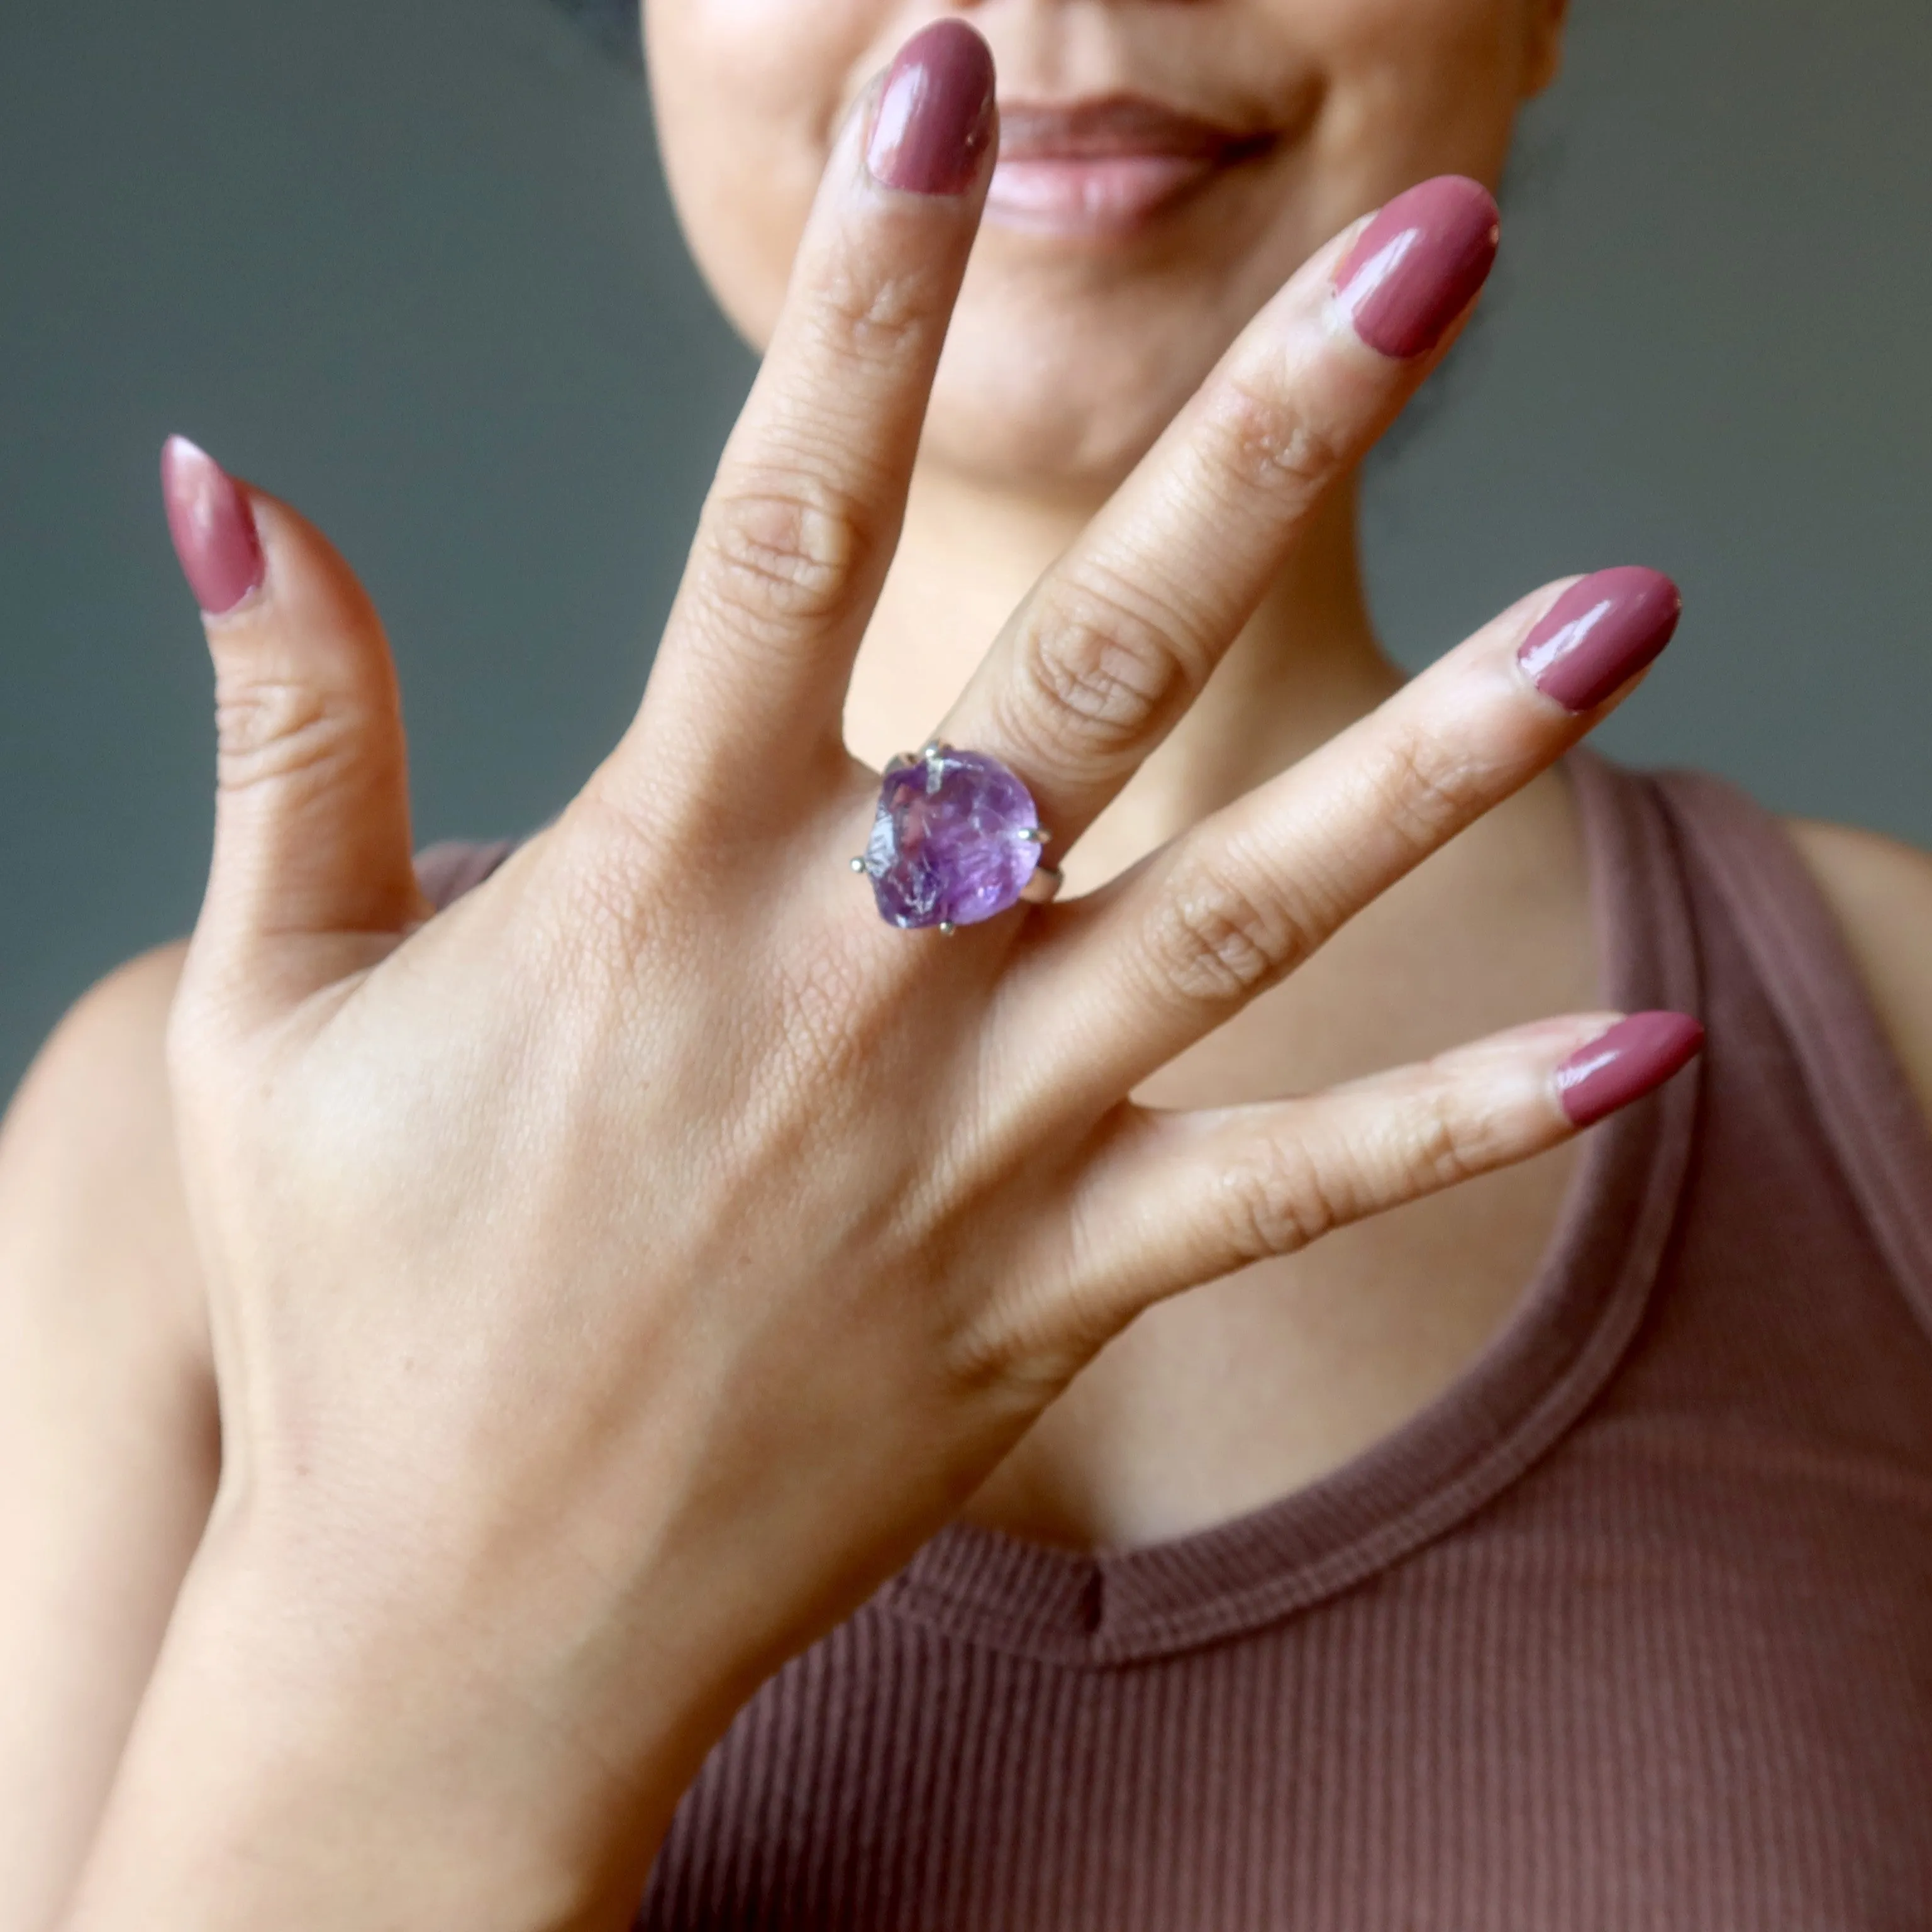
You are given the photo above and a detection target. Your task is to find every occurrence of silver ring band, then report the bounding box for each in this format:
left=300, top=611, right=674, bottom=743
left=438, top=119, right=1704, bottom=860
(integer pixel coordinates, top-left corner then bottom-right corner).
left=1019, top=863, right=1064, bottom=906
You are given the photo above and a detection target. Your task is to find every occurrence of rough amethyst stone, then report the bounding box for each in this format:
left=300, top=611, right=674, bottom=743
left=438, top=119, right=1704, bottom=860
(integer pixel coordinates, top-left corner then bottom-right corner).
left=862, top=747, right=1043, bottom=930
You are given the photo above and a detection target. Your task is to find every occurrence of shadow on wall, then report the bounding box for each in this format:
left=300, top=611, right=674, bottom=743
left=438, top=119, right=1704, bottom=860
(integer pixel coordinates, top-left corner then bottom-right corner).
left=549, top=0, right=642, bottom=68
left=0, top=0, right=757, bottom=1100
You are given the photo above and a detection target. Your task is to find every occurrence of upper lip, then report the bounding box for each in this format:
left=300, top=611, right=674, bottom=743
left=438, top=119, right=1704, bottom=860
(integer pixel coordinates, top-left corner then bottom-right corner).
left=994, top=94, right=1275, bottom=166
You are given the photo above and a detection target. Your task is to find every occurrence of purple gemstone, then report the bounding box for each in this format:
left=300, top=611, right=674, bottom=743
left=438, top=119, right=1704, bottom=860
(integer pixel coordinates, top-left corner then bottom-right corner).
left=863, top=748, right=1043, bottom=929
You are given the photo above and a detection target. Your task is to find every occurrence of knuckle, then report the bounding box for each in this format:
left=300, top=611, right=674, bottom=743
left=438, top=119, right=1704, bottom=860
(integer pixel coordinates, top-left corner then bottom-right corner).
left=1363, top=723, right=1490, bottom=853
left=1141, top=855, right=1316, bottom=1008
left=213, top=677, right=362, bottom=797
left=1392, top=1086, right=1495, bottom=1196
left=1204, top=367, right=1352, bottom=502
left=700, top=467, right=879, bottom=635
left=1002, top=575, right=1206, bottom=774
left=1217, top=1135, right=1341, bottom=1262
left=943, top=1288, right=1094, bottom=1415
left=809, top=253, right=936, bottom=367
left=1216, top=1093, right=1498, bottom=1275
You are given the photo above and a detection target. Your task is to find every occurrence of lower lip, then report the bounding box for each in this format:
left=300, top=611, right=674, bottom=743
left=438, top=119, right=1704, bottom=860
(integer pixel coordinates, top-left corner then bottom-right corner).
left=984, top=153, right=1228, bottom=238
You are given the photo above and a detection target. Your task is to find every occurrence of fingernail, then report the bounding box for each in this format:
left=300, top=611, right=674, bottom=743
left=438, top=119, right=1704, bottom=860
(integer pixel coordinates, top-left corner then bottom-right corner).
left=1555, top=1011, right=1704, bottom=1128
left=865, top=21, right=996, bottom=197
left=1518, top=567, right=1682, bottom=713
left=1333, top=176, right=1501, bottom=359
left=160, top=436, right=264, bottom=616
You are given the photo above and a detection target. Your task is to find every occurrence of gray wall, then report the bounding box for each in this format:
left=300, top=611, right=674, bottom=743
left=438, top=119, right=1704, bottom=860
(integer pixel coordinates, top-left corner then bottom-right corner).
left=2, top=0, right=1928, bottom=1099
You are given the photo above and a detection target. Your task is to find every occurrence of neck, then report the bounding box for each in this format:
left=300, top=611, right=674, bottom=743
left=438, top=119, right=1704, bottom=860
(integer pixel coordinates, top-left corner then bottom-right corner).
left=844, top=460, right=1405, bottom=889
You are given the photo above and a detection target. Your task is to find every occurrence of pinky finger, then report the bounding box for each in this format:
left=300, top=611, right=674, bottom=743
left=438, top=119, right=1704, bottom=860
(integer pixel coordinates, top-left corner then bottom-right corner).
left=1060, top=1009, right=1702, bottom=1336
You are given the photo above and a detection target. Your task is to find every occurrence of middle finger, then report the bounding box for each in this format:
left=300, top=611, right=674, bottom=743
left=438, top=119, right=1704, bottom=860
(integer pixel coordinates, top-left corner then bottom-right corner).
left=930, top=175, right=1501, bottom=850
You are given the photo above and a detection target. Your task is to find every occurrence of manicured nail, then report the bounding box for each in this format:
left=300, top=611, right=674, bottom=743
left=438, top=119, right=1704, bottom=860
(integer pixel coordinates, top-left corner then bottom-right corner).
left=1333, top=176, right=1501, bottom=359
left=1555, top=1011, right=1704, bottom=1128
left=1518, top=567, right=1682, bottom=713
left=160, top=436, right=264, bottom=616
left=865, top=21, right=996, bottom=196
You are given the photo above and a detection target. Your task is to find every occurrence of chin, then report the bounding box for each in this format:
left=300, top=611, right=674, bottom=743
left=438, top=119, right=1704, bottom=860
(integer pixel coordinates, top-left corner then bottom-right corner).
left=920, top=377, right=1168, bottom=497
left=916, top=178, right=1326, bottom=495
left=919, top=299, right=1226, bottom=496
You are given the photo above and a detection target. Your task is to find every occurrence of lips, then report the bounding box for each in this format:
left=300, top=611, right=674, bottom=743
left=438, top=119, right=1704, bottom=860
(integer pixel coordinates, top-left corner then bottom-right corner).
left=987, top=95, right=1276, bottom=237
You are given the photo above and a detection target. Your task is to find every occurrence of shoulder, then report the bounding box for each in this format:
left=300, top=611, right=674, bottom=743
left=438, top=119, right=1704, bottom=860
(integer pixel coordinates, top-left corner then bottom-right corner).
left=0, top=821, right=514, bottom=1225
left=0, top=941, right=202, bottom=1341
left=4, top=941, right=186, bottom=1152
left=1783, top=816, right=1932, bottom=1130
left=0, top=826, right=512, bottom=1321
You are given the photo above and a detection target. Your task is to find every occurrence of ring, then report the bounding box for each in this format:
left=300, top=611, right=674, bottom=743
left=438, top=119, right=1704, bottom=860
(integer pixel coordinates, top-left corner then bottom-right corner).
left=850, top=743, right=1057, bottom=934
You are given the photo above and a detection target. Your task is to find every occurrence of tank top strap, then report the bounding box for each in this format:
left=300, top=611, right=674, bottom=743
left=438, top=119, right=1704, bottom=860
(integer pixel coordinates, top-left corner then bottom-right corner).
left=1638, top=758, right=1932, bottom=1333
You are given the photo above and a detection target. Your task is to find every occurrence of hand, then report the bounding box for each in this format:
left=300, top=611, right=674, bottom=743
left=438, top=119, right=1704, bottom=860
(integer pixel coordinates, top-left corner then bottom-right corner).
left=77, top=23, right=1692, bottom=1930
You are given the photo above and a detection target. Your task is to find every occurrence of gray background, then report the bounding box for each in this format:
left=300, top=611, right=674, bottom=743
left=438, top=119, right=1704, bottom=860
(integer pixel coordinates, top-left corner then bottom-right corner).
left=1, top=0, right=1927, bottom=1100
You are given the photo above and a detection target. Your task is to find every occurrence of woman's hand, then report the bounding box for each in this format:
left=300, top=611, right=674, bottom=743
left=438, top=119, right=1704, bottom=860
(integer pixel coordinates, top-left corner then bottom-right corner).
left=68, top=23, right=1691, bottom=1931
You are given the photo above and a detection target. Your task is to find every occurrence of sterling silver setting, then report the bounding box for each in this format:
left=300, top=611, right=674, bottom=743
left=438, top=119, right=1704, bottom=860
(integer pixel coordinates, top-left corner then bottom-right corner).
left=850, top=741, right=1059, bottom=935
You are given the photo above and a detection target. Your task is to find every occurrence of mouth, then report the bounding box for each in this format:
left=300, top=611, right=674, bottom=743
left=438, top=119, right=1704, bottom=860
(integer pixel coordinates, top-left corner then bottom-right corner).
left=986, top=95, right=1279, bottom=238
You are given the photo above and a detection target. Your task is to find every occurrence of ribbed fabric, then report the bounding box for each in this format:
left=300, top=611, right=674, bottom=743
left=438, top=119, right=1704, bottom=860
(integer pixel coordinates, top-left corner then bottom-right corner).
left=426, top=750, right=1932, bottom=1928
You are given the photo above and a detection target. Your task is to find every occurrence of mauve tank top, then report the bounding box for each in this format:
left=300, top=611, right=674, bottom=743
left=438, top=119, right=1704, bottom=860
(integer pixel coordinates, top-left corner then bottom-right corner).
left=419, top=745, right=1932, bottom=1929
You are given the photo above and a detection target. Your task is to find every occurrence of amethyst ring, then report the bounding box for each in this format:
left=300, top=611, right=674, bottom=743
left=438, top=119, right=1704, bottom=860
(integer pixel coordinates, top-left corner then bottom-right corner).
left=852, top=743, right=1061, bottom=934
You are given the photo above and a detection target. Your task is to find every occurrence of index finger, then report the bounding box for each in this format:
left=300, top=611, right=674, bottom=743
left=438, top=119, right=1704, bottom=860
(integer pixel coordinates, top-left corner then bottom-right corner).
left=611, top=23, right=996, bottom=812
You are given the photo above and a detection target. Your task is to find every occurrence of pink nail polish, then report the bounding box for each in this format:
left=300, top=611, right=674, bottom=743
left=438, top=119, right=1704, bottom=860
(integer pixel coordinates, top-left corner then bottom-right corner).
left=865, top=21, right=996, bottom=197
left=1517, top=567, right=1682, bottom=713
left=160, top=436, right=264, bottom=616
left=1333, top=176, right=1501, bottom=360
left=1555, top=1011, right=1704, bottom=1128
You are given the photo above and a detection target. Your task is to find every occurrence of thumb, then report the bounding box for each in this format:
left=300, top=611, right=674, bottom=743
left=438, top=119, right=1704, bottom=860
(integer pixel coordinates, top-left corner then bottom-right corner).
left=162, top=436, right=427, bottom=1011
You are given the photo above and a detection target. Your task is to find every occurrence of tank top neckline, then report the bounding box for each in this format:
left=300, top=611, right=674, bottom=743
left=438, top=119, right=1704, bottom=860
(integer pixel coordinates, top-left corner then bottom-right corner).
left=879, top=745, right=1704, bottom=1667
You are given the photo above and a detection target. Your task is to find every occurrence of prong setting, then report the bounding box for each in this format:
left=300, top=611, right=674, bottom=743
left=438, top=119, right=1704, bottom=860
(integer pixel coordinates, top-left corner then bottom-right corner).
left=1018, top=863, right=1064, bottom=906
left=853, top=745, right=1047, bottom=930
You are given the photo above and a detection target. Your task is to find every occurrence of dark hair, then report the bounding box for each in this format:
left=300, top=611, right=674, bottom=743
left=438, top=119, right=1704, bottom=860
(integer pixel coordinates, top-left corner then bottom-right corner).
left=548, top=0, right=642, bottom=67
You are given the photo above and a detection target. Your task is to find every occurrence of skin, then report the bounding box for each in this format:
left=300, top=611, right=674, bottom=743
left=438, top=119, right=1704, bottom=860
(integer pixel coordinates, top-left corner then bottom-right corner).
left=648, top=0, right=1582, bottom=1555
left=653, top=0, right=1560, bottom=490
left=3, top=2, right=1930, bottom=1927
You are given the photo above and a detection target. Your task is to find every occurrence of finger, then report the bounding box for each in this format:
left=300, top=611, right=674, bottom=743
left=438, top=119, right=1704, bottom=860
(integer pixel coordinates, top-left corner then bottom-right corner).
left=161, top=436, right=424, bottom=1013
left=1048, top=1010, right=1702, bottom=1348
left=614, top=23, right=996, bottom=814
left=1006, top=568, right=1682, bottom=1112
left=932, top=177, right=1500, bottom=850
